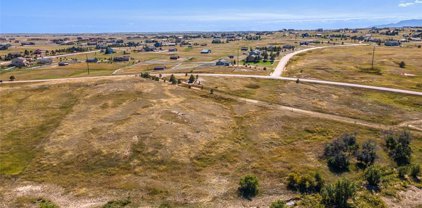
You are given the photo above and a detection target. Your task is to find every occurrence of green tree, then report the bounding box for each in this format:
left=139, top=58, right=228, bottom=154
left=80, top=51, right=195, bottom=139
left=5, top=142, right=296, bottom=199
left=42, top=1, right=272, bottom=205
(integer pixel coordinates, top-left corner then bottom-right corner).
left=238, top=175, right=259, bottom=199
left=321, top=179, right=356, bottom=208
left=385, top=131, right=412, bottom=166
left=270, top=200, right=286, bottom=208
left=188, top=74, right=195, bottom=83
left=399, top=61, right=406, bottom=68
left=169, top=74, right=177, bottom=84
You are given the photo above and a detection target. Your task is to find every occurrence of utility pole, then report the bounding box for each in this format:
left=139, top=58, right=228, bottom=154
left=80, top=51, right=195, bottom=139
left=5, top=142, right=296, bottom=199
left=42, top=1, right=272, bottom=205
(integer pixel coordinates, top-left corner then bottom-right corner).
left=371, top=46, right=376, bottom=70
left=85, top=54, right=90, bottom=75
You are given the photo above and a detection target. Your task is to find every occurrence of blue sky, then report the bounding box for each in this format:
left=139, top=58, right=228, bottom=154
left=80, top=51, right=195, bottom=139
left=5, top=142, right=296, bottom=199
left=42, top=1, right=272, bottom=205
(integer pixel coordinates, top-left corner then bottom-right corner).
left=1, top=0, right=422, bottom=33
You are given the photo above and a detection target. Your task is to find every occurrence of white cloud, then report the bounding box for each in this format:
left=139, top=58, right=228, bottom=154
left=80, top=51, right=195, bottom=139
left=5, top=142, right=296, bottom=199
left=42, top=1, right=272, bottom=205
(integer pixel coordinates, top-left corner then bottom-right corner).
left=399, top=0, right=422, bottom=7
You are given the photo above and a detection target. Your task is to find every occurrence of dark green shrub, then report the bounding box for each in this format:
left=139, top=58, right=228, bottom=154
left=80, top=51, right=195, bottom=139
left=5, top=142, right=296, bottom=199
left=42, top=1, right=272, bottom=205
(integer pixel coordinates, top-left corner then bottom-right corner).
left=385, top=131, right=412, bottom=166
left=364, top=165, right=382, bottom=188
left=410, top=164, right=420, bottom=180
left=238, top=175, right=259, bottom=199
left=398, top=166, right=408, bottom=179
left=188, top=74, right=195, bottom=83
left=327, top=152, right=350, bottom=173
left=399, top=61, right=406, bottom=68
left=357, top=140, right=377, bottom=168
left=321, top=179, right=356, bottom=208
left=169, top=74, right=177, bottom=84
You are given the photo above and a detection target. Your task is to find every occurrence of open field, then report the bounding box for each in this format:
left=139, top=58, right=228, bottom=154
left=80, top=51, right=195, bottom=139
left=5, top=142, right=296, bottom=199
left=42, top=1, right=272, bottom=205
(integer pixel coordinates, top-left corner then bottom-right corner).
left=285, top=45, right=422, bottom=91
left=0, top=76, right=421, bottom=207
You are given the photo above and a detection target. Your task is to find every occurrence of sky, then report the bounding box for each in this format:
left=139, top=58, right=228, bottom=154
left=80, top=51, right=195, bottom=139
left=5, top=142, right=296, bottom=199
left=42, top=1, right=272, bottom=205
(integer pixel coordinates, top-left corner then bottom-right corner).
left=1, top=0, right=422, bottom=33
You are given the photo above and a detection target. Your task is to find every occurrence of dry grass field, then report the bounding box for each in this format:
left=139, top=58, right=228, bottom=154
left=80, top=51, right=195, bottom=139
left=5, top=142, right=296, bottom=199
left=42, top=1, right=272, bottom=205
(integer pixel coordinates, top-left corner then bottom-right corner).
left=285, top=45, right=422, bottom=91
left=0, top=76, right=421, bottom=207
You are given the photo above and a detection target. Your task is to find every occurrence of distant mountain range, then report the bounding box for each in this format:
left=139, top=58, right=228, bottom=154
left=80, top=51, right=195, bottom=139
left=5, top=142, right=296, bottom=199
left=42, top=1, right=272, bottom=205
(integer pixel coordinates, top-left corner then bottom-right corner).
left=376, top=19, right=422, bottom=28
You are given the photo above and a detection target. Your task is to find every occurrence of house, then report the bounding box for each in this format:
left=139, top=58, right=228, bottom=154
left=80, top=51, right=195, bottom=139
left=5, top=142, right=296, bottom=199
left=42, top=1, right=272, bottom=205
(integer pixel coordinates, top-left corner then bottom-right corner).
left=216, top=59, right=231, bottom=66
left=201, top=49, right=212, bottom=54
left=0, top=44, right=11, bottom=50
left=170, top=55, right=179, bottom=60
left=154, top=66, right=166, bottom=70
left=11, top=57, right=28, bottom=67
left=58, top=62, right=69, bottom=66
left=300, top=41, right=309, bottom=46
left=283, top=45, right=295, bottom=50
left=246, top=50, right=262, bottom=63
left=384, top=40, right=400, bottom=47
left=34, top=49, right=42, bottom=55
left=37, top=58, right=52, bottom=65
left=113, top=56, right=130, bottom=62
left=86, top=58, right=98, bottom=63
left=105, top=47, right=114, bottom=54
left=154, top=42, right=162, bottom=47
left=21, top=41, right=35, bottom=46
left=168, top=48, right=178, bottom=52
left=212, top=38, right=223, bottom=44
left=143, top=46, right=156, bottom=52
left=241, top=47, right=249, bottom=51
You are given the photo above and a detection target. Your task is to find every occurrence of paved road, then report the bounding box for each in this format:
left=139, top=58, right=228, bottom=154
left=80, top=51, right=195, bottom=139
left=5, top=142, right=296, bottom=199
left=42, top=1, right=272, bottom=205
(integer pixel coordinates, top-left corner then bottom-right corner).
left=270, top=44, right=366, bottom=77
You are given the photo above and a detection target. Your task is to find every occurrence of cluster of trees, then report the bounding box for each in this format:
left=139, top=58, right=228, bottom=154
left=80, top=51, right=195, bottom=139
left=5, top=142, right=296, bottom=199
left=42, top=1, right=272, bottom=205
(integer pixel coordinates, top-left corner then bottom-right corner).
left=385, top=130, right=412, bottom=166
left=140, top=72, right=159, bottom=81
left=323, top=133, right=360, bottom=172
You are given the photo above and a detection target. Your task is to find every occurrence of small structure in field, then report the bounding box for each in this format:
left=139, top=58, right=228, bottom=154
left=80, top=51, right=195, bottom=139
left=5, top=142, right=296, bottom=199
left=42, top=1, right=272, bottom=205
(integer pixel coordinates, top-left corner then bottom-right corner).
left=201, top=49, right=212, bottom=54
left=154, top=66, right=166, bottom=70
left=37, top=58, right=52, bottom=65
left=113, top=56, right=130, bottom=62
left=216, top=59, right=231, bottom=66
left=170, top=55, right=179, bottom=60
left=169, top=48, right=178, bottom=52
left=58, top=62, right=69, bottom=66
left=384, top=40, right=400, bottom=47
left=86, top=58, right=98, bottom=63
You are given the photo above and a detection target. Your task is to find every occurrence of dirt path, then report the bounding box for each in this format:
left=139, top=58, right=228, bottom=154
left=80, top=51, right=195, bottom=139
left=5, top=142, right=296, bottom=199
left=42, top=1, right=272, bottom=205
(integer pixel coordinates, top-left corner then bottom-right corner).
left=270, top=44, right=366, bottom=77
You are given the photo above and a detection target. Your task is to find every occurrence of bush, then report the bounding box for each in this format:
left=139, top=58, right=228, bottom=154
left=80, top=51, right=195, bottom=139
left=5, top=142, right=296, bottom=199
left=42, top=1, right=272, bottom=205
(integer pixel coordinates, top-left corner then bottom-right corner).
left=140, top=72, right=150, bottom=78
left=327, top=152, right=350, bottom=173
left=238, top=175, right=259, bottom=199
left=34, top=198, right=59, bottom=208
left=324, top=134, right=358, bottom=157
left=270, top=200, right=286, bottom=208
left=9, top=75, right=16, bottom=81
left=102, top=198, right=131, bottom=208
left=169, top=74, right=177, bottom=84
left=410, top=164, right=420, bottom=179
left=321, top=179, right=356, bottom=208
left=188, top=74, right=195, bottom=83
left=399, top=61, right=406, bottom=68
left=287, top=172, right=324, bottom=194
left=365, top=165, right=382, bottom=188
left=385, top=131, right=412, bottom=166
left=357, top=140, right=377, bottom=168
left=398, top=166, right=408, bottom=179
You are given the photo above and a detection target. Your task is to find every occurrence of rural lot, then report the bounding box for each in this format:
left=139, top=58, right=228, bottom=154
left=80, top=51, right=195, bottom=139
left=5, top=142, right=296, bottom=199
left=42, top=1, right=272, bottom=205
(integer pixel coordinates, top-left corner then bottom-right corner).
left=1, top=26, right=422, bottom=208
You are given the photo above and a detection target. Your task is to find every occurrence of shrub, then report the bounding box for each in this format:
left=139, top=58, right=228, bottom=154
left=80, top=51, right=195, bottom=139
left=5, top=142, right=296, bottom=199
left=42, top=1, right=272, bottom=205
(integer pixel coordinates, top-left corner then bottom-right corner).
left=34, top=198, right=59, bottom=208
left=327, top=152, right=350, bottom=173
left=357, top=140, right=377, bottom=168
left=410, top=164, right=420, bottom=179
left=140, top=72, right=150, bottom=78
left=398, top=166, right=408, bottom=179
left=399, top=61, right=406, bottom=68
left=102, top=198, right=131, bottom=208
left=384, top=131, right=412, bottom=166
left=169, top=74, right=177, bottom=84
left=9, top=75, right=16, bottom=81
left=287, top=172, right=324, bottom=194
left=188, top=74, right=195, bottom=83
left=321, top=179, right=356, bottom=208
left=365, top=165, right=382, bottom=188
left=238, top=175, right=259, bottom=199
left=270, top=200, right=286, bottom=208
left=324, top=133, right=358, bottom=158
